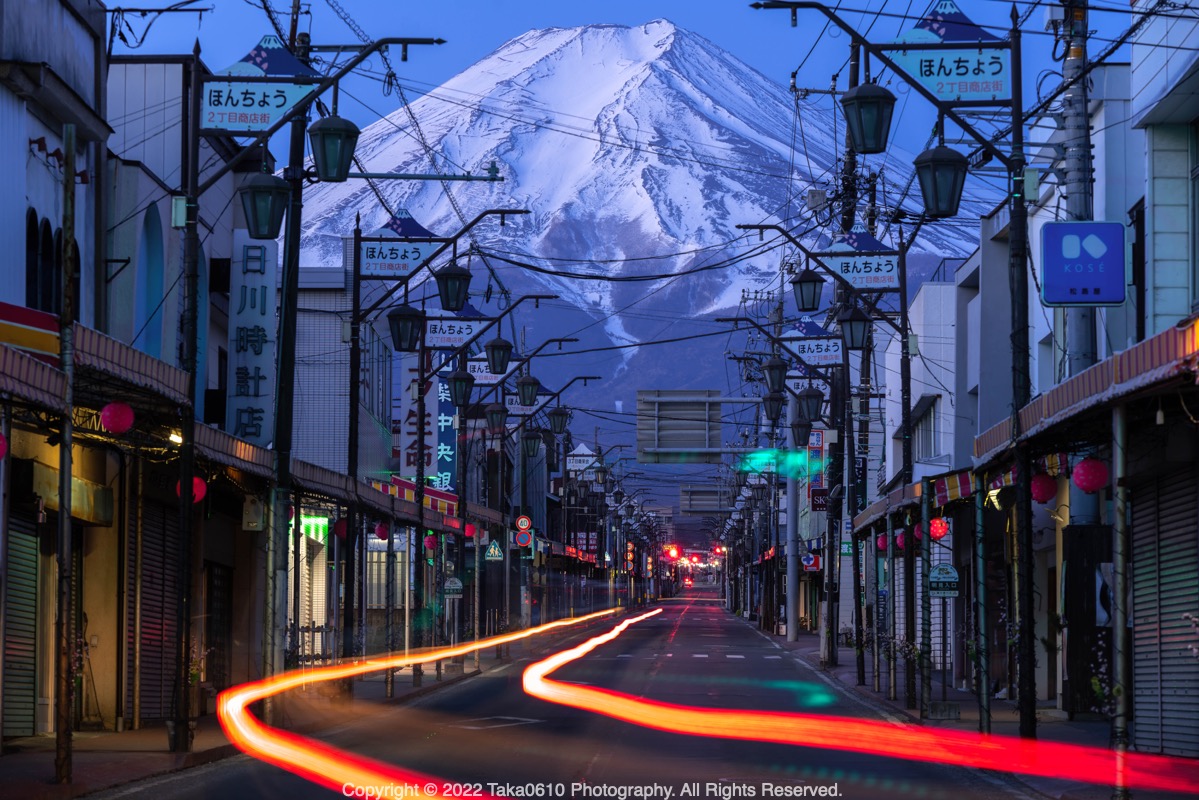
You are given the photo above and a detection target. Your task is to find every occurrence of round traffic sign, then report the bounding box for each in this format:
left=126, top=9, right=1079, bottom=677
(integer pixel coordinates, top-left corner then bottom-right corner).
left=515, top=530, right=532, bottom=547
left=515, top=515, right=532, bottom=531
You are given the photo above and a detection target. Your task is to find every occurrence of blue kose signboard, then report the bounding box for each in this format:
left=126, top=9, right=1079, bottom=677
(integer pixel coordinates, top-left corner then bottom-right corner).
left=1040, top=221, right=1127, bottom=307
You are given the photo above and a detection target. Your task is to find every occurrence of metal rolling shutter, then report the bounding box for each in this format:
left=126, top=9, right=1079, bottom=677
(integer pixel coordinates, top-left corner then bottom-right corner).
left=3, top=514, right=39, bottom=737
left=1132, top=471, right=1199, bottom=757
left=125, top=500, right=179, bottom=722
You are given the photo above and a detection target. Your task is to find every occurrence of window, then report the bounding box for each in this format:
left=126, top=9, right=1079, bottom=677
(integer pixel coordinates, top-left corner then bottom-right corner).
left=25, top=211, right=62, bottom=315
left=913, top=396, right=940, bottom=462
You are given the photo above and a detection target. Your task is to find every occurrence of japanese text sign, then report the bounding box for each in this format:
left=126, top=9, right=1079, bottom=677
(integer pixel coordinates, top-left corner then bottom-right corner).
left=1040, top=221, right=1127, bottom=307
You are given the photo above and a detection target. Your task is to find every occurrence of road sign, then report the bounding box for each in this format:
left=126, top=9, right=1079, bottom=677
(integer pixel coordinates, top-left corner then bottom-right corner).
left=801, top=553, right=822, bottom=572
left=485, top=540, right=504, bottom=561
left=425, top=316, right=488, bottom=350
left=515, top=515, right=532, bottom=531
left=929, top=564, right=960, bottom=598
left=201, top=35, right=318, bottom=132
left=443, top=577, right=463, bottom=599
left=514, top=530, right=532, bottom=548
left=887, top=2, right=1012, bottom=103
left=1040, top=221, right=1127, bottom=306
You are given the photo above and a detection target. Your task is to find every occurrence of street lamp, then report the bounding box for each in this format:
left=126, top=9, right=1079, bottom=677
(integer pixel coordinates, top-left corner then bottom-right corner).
left=790, top=417, right=813, bottom=448
left=522, top=427, right=543, bottom=458
left=839, top=81, right=896, bottom=155
left=797, top=385, right=824, bottom=421
left=548, top=406, right=570, bottom=436
left=446, top=366, right=475, bottom=407
left=434, top=261, right=472, bottom=312
left=238, top=171, right=290, bottom=240
left=386, top=303, right=425, bottom=353
left=306, top=113, right=361, bottom=183
left=762, top=391, right=784, bottom=423
left=790, top=267, right=825, bottom=313
left=517, top=373, right=540, bottom=407
left=837, top=306, right=872, bottom=351
left=762, top=356, right=788, bottom=394
left=485, top=402, right=508, bottom=435
left=485, top=336, right=514, bottom=376
left=914, top=144, right=969, bottom=219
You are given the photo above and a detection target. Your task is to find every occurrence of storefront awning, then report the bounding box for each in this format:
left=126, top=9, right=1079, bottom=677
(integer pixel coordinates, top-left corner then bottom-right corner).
left=0, top=342, right=66, bottom=412
left=73, top=324, right=191, bottom=406
left=974, top=319, right=1199, bottom=466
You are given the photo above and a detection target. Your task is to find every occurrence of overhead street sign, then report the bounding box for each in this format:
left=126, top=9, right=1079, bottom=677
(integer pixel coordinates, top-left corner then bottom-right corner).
left=812, top=247, right=900, bottom=290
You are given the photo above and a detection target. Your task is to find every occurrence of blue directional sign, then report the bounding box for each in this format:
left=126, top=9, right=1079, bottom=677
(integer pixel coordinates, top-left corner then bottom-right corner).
left=1040, top=221, right=1127, bottom=307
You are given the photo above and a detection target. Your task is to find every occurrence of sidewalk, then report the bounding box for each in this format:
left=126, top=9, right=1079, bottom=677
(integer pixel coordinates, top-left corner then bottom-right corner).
left=763, top=625, right=1182, bottom=800
left=0, top=651, right=509, bottom=800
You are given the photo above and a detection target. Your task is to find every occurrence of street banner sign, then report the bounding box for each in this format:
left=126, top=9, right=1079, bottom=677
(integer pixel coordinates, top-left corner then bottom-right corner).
left=425, top=316, right=488, bottom=350
left=929, top=564, right=961, bottom=598
left=202, top=35, right=319, bottom=132
left=506, top=392, right=549, bottom=417
left=443, top=577, right=463, bottom=599
left=1040, top=221, right=1127, bottom=306
left=357, top=210, right=441, bottom=278
left=467, top=357, right=503, bottom=385
left=780, top=317, right=842, bottom=366
left=566, top=443, right=597, bottom=472
left=886, top=1, right=1012, bottom=104
left=485, top=540, right=504, bottom=561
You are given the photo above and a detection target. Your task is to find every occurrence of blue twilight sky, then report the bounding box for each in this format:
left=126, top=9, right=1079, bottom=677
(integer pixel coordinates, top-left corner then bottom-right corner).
left=110, top=0, right=1133, bottom=161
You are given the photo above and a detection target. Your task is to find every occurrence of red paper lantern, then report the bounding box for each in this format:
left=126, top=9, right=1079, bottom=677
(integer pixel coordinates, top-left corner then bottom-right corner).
left=896, top=532, right=905, bottom=550
left=0, top=431, right=7, bottom=460
left=929, top=518, right=949, bottom=541
left=100, top=402, right=135, bottom=435
left=175, top=476, right=207, bottom=504
left=1030, top=472, right=1057, bottom=504
left=333, top=518, right=348, bottom=539
left=374, top=521, right=389, bottom=541
left=876, top=533, right=887, bottom=552
left=1072, top=457, right=1109, bottom=494
left=423, top=534, right=437, bottom=550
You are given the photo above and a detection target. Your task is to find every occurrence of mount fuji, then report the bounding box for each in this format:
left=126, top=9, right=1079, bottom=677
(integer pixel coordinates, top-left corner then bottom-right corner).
left=297, top=19, right=985, bottom=421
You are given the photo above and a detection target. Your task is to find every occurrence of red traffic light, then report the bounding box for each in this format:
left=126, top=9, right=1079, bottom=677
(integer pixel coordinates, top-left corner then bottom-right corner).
left=665, top=545, right=679, bottom=559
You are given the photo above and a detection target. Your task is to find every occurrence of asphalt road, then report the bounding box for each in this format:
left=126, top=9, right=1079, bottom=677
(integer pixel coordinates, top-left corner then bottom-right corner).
left=89, top=588, right=1021, bottom=800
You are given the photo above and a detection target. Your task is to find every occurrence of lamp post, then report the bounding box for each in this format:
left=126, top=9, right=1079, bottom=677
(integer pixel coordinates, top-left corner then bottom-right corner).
left=754, top=0, right=1031, bottom=735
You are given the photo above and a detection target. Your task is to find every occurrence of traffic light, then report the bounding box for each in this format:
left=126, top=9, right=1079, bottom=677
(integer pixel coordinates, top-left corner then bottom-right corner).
left=665, top=544, right=679, bottom=559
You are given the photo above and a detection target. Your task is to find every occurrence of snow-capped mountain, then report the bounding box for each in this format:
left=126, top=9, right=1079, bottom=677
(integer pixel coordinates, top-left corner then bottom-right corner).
left=298, top=20, right=984, bottom=412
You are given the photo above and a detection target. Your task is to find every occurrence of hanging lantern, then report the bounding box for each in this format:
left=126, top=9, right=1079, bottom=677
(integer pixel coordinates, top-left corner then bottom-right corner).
left=876, top=533, right=888, bottom=552
left=929, top=518, right=949, bottom=541
left=423, top=534, right=437, bottom=550
left=548, top=406, right=571, bottom=436
left=175, top=476, right=207, bottom=504
left=485, top=402, right=508, bottom=435
left=1030, top=472, right=1057, bottom=504
left=840, top=81, right=897, bottom=155
left=484, top=336, right=514, bottom=376
left=374, top=521, right=389, bottom=541
left=434, top=262, right=472, bottom=312
left=517, top=374, right=540, bottom=407
left=238, top=172, right=290, bottom=240
left=100, top=401, right=135, bottom=434
left=896, top=531, right=905, bottom=550
left=386, top=304, right=425, bottom=353
left=762, top=356, right=787, bottom=394
left=306, top=113, right=360, bottom=183
left=1072, top=457, right=1109, bottom=494
left=333, top=518, right=348, bottom=540
left=790, top=267, right=825, bottom=313
left=914, top=145, right=968, bottom=218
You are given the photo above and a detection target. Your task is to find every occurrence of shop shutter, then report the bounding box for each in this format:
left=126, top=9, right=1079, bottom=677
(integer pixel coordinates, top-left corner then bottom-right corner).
left=3, top=514, right=39, bottom=737
left=125, top=500, right=179, bottom=722
left=1132, top=471, right=1199, bottom=757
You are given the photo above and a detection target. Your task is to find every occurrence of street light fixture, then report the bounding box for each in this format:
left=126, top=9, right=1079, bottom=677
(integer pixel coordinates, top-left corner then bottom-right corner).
left=306, top=113, right=361, bottom=183
left=485, top=402, right=508, bottom=435
left=790, top=267, right=825, bottom=313
left=386, top=303, right=425, bottom=353
left=238, top=171, right=290, bottom=240
left=446, top=367, right=475, bottom=407
left=522, top=428, right=543, bottom=459
left=914, top=144, right=969, bottom=219
left=797, top=385, right=824, bottom=422
left=790, top=417, right=813, bottom=448
left=837, top=306, right=872, bottom=351
left=517, top=373, right=540, bottom=407
left=548, top=406, right=570, bottom=436
left=434, top=261, right=472, bottom=312
left=762, top=391, right=784, bottom=423
left=485, top=336, right=514, bottom=376
left=594, top=463, right=608, bottom=484
left=762, top=356, right=788, bottom=394
left=839, top=82, right=896, bottom=155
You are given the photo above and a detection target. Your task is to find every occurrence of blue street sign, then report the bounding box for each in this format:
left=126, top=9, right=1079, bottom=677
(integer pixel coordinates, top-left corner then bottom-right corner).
left=1041, top=221, right=1127, bottom=306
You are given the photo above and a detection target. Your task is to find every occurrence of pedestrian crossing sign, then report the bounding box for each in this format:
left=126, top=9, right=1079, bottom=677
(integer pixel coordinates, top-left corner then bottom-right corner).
left=484, top=540, right=504, bottom=561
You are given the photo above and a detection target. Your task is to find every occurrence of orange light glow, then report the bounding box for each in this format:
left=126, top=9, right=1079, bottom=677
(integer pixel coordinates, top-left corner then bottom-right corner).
left=217, top=609, right=617, bottom=799
left=523, top=612, right=1199, bottom=795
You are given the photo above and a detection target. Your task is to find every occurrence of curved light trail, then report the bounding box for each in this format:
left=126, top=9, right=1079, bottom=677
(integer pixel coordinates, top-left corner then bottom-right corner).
left=523, top=609, right=1199, bottom=795
left=217, top=609, right=617, bottom=799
